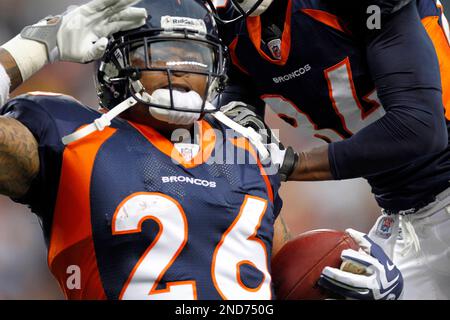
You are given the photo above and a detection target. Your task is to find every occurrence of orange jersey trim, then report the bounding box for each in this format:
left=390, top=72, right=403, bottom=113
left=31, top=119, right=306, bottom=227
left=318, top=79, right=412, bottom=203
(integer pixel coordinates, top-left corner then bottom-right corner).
left=129, top=120, right=216, bottom=169
left=48, top=127, right=116, bottom=300
left=301, top=9, right=350, bottom=35
left=229, top=37, right=251, bottom=75
left=236, top=260, right=266, bottom=292
left=422, top=16, right=450, bottom=120
left=246, top=0, right=292, bottom=66
left=231, top=137, right=274, bottom=203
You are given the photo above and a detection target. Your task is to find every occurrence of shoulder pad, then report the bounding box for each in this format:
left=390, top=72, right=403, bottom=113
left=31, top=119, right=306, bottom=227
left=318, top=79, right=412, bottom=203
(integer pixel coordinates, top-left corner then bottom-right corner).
left=12, top=92, right=98, bottom=118
left=2, top=92, right=103, bottom=140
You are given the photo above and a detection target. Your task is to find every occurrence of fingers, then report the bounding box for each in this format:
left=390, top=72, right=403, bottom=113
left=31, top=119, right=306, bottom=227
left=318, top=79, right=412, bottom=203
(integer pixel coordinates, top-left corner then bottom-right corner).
left=109, top=7, right=148, bottom=22
left=318, top=273, right=373, bottom=300
left=340, top=260, right=367, bottom=275
left=94, top=6, right=147, bottom=38
left=84, top=37, right=109, bottom=62
left=322, top=266, right=373, bottom=290
left=88, top=0, right=117, bottom=11
left=102, top=17, right=146, bottom=36
left=340, top=248, right=379, bottom=271
left=102, top=0, right=143, bottom=17
left=345, top=228, right=372, bottom=253
left=345, top=228, right=366, bottom=242
left=88, top=0, right=141, bottom=12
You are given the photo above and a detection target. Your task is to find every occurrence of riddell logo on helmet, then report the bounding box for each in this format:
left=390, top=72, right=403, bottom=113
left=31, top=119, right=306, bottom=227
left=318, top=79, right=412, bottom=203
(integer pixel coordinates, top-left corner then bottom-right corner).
left=162, top=176, right=217, bottom=188
left=161, top=16, right=207, bottom=34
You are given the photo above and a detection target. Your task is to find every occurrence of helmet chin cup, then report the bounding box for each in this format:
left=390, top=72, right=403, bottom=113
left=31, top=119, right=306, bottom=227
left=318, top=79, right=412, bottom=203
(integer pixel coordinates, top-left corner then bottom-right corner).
left=147, top=89, right=203, bottom=125
left=148, top=107, right=201, bottom=125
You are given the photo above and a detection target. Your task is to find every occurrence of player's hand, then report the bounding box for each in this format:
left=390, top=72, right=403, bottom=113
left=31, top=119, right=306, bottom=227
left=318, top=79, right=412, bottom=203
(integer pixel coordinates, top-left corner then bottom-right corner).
left=219, top=101, right=298, bottom=180
left=56, top=0, right=147, bottom=63
left=2, top=0, right=147, bottom=81
left=23, top=0, right=147, bottom=63
left=220, top=101, right=269, bottom=134
left=318, top=228, right=404, bottom=300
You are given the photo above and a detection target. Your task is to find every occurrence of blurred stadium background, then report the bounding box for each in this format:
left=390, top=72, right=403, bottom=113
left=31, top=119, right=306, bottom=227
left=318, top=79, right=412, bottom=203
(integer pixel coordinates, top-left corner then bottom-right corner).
left=0, top=0, right=448, bottom=299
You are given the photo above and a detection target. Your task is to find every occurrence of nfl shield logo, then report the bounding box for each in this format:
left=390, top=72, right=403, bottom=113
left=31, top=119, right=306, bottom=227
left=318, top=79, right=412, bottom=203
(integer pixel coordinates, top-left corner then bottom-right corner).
left=268, top=38, right=282, bottom=60
left=175, top=143, right=200, bottom=162
left=376, top=216, right=395, bottom=239
left=180, top=147, right=194, bottom=162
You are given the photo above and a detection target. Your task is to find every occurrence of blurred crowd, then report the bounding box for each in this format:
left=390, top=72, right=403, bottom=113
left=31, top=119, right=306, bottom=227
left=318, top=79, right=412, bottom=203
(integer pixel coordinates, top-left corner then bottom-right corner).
left=0, top=0, right=447, bottom=299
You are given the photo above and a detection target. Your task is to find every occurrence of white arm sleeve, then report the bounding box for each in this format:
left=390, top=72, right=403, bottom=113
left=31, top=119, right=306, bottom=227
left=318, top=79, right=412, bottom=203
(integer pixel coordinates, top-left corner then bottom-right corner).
left=0, top=63, right=11, bottom=106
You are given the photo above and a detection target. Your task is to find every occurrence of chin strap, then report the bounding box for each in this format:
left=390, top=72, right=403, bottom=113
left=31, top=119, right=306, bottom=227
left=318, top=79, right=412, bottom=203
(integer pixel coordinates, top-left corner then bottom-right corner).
left=62, top=96, right=139, bottom=145
left=212, top=111, right=270, bottom=161
left=62, top=93, right=271, bottom=166
left=61, top=84, right=209, bottom=145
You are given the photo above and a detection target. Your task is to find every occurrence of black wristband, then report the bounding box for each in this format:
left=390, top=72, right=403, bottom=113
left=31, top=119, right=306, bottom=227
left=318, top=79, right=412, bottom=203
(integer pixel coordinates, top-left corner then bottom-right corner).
left=278, top=146, right=298, bottom=182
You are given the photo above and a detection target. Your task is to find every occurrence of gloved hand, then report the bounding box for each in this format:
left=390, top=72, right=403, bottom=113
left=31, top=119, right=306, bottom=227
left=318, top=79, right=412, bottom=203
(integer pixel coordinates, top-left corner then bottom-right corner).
left=1, top=0, right=147, bottom=80
left=27, top=0, right=147, bottom=63
left=220, top=101, right=269, bottom=135
left=54, top=0, right=148, bottom=63
left=219, top=101, right=298, bottom=180
left=318, top=228, right=404, bottom=300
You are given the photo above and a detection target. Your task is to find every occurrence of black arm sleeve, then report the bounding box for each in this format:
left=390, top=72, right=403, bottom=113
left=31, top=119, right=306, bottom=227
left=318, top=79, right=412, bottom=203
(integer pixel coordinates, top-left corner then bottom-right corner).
left=329, top=1, right=448, bottom=180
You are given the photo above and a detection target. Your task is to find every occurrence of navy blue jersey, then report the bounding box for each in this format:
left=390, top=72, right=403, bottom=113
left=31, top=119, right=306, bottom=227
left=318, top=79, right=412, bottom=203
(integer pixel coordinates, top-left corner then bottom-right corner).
left=218, top=0, right=450, bottom=211
left=0, top=93, right=282, bottom=300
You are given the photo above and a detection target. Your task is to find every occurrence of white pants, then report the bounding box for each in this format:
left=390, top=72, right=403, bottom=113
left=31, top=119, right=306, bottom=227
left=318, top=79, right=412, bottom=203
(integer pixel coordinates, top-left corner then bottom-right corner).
left=369, top=187, right=450, bottom=300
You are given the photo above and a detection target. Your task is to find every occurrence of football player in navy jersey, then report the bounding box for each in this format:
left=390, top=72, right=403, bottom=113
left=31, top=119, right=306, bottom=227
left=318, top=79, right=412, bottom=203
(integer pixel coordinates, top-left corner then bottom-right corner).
left=210, top=0, right=450, bottom=299
left=0, top=0, right=289, bottom=300
left=0, top=0, right=403, bottom=300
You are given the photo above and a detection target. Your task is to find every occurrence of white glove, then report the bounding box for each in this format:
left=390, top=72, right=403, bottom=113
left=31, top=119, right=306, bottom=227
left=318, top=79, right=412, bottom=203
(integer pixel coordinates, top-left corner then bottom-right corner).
left=56, top=0, right=147, bottom=63
left=148, top=89, right=215, bottom=125
left=1, top=0, right=147, bottom=80
left=318, top=228, right=404, bottom=300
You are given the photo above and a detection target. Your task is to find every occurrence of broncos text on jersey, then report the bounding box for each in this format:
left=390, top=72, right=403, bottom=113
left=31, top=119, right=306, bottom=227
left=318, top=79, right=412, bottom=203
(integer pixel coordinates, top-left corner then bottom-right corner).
left=218, top=0, right=450, bottom=211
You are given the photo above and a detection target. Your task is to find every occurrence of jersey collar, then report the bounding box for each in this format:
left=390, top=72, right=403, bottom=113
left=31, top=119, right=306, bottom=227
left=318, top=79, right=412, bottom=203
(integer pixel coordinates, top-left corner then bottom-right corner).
left=129, top=120, right=216, bottom=169
left=246, top=0, right=292, bottom=66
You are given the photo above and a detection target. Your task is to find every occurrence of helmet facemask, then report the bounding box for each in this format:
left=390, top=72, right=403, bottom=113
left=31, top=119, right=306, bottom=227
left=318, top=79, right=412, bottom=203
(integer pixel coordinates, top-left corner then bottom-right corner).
left=97, top=27, right=227, bottom=124
left=63, top=0, right=230, bottom=145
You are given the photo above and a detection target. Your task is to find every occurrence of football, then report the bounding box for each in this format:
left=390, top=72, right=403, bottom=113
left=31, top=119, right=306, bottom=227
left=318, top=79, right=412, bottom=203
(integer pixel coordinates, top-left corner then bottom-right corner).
left=271, top=229, right=360, bottom=300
